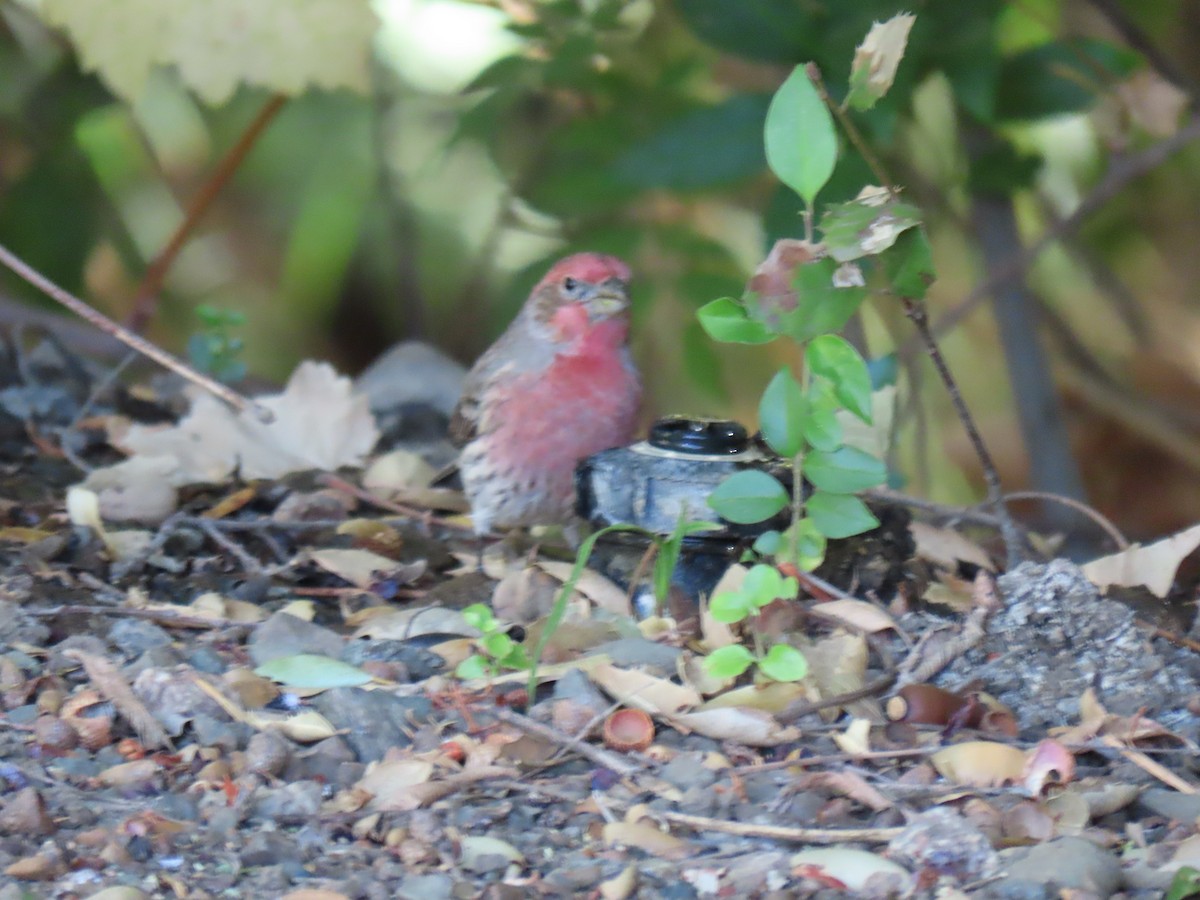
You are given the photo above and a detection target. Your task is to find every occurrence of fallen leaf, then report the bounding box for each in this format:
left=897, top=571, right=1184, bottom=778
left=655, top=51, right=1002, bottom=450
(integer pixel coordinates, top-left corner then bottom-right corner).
left=309, top=547, right=424, bottom=589
left=587, top=662, right=700, bottom=716
left=669, top=707, right=800, bottom=746
left=603, top=821, right=692, bottom=860
left=809, top=599, right=896, bottom=633
left=1081, top=522, right=1200, bottom=597
left=931, top=741, right=1026, bottom=787
left=114, top=361, right=379, bottom=485
left=910, top=521, right=994, bottom=571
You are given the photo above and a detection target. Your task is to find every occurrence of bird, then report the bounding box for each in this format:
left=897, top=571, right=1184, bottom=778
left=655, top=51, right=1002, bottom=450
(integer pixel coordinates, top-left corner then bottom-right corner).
left=449, top=253, right=641, bottom=537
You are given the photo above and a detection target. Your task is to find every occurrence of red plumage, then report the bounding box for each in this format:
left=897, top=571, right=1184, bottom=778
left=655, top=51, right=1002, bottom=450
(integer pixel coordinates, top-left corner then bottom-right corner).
left=450, top=253, right=641, bottom=534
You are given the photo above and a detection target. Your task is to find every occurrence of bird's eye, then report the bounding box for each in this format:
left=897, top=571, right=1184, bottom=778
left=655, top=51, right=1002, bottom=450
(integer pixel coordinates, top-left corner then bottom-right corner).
left=562, top=276, right=579, bottom=293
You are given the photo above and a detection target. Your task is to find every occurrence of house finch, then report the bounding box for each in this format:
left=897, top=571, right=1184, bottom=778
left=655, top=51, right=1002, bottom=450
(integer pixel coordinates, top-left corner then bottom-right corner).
left=450, top=253, right=641, bottom=535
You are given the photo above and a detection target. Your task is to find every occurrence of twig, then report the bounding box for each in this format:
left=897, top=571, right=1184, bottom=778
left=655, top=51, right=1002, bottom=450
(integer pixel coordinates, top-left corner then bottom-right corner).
left=0, top=243, right=271, bottom=422
left=658, top=810, right=903, bottom=845
left=996, top=490, right=1128, bottom=551
left=806, top=63, right=894, bottom=192
left=28, top=604, right=238, bottom=631
left=127, top=94, right=288, bottom=333
left=901, top=296, right=1023, bottom=568
left=775, top=670, right=897, bottom=725
left=492, top=707, right=641, bottom=777
left=192, top=517, right=270, bottom=575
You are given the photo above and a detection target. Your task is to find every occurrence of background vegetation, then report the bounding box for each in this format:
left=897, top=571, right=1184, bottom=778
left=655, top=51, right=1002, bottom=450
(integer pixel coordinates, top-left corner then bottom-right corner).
left=3, top=0, right=1200, bottom=540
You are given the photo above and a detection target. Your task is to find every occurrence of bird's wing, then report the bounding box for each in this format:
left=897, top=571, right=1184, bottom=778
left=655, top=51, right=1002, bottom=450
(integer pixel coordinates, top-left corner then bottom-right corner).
left=448, top=350, right=518, bottom=447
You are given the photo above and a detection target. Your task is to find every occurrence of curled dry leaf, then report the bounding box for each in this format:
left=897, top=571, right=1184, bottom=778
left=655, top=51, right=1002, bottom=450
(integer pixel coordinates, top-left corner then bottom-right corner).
left=1022, top=739, right=1075, bottom=795
left=931, top=741, right=1027, bottom=787
left=832, top=717, right=872, bottom=756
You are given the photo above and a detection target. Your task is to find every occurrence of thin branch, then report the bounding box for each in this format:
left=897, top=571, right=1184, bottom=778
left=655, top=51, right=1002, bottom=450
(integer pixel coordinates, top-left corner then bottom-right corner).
left=127, top=94, right=288, bottom=333
left=658, top=810, right=904, bottom=845
left=0, top=243, right=271, bottom=422
left=806, top=63, right=894, bottom=192
left=901, top=296, right=1023, bottom=568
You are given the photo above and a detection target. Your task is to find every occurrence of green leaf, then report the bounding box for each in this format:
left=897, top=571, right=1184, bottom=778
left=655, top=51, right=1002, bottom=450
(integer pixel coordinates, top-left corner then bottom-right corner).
left=708, top=470, right=789, bottom=524
left=758, top=644, right=809, bottom=682
left=1166, top=866, right=1200, bottom=900
left=820, top=192, right=922, bottom=263
left=805, top=446, right=887, bottom=493
left=704, top=644, right=755, bottom=679
left=882, top=229, right=936, bottom=300
left=527, top=523, right=645, bottom=700
left=710, top=591, right=754, bottom=624
left=764, top=65, right=837, bottom=206
left=498, top=645, right=531, bottom=671
left=808, top=334, right=873, bottom=423
left=254, top=654, right=371, bottom=688
left=752, top=530, right=783, bottom=556
left=455, top=655, right=491, bottom=680
left=462, top=603, right=496, bottom=634
left=759, top=368, right=806, bottom=457
left=847, top=14, right=916, bottom=111
left=804, top=388, right=843, bottom=451
left=697, top=297, right=776, bottom=345
left=785, top=517, right=827, bottom=572
left=481, top=632, right=514, bottom=660
left=742, top=563, right=799, bottom=607
left=775, top=257, right=867, bottom=343
left=807, top=491, right=880, bottom=539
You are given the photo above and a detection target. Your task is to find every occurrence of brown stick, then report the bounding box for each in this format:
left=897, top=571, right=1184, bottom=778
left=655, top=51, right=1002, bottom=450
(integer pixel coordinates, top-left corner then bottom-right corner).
left=127, top=94, right=288, bottom=333
left=0, top=243, right=271, bottom=422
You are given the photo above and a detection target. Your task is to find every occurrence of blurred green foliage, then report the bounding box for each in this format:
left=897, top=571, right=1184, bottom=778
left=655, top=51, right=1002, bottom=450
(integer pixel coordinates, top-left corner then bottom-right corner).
left=0, top=0, right=1196, bottom=521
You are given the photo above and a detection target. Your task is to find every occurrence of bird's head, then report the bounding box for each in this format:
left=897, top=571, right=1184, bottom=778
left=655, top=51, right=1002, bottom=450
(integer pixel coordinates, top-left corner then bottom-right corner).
left=528, top=253, right=632, bottom=341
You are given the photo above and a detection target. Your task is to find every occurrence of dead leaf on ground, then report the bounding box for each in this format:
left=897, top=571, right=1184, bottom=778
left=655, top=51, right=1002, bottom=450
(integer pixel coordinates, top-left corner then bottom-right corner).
left=308, top=547, right=425, bottom=590
left=112, top=361, right=379, bottom=486
left=909, top=521, right=994, bottom=571
left=1081, top=522, right=1200, bottom=597
left=931, top=741, right=1027, bottom=787
left=587, top=662, right=700, bottom=716
left=669, top=706, right=800, bottom=746
left=808, top=599, right=897, bottom=633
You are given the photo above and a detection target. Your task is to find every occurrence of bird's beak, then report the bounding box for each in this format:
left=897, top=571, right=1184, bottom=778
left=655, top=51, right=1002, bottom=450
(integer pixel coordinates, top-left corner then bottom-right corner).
left=584, top=278, right=630, bottom=321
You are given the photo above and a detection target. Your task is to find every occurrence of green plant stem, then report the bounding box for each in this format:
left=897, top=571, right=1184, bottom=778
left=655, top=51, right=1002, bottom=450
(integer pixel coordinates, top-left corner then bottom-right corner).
left=527, top=524, right=644, bottom=701
left=789, top=359, right=810, bottom=568
left=806, top=62, right=894, bottom=193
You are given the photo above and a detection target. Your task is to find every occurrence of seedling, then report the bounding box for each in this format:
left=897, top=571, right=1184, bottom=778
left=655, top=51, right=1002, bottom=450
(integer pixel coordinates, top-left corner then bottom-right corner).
left=705, top=563, right=809, bottom=683
left=455, top=603, right=530, bottom=680
left=188, top=303, right=248, bottom=383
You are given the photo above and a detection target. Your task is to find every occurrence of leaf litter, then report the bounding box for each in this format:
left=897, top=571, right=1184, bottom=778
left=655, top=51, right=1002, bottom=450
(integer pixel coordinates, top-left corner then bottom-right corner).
left=1, top=351, right=1200, bottom=896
